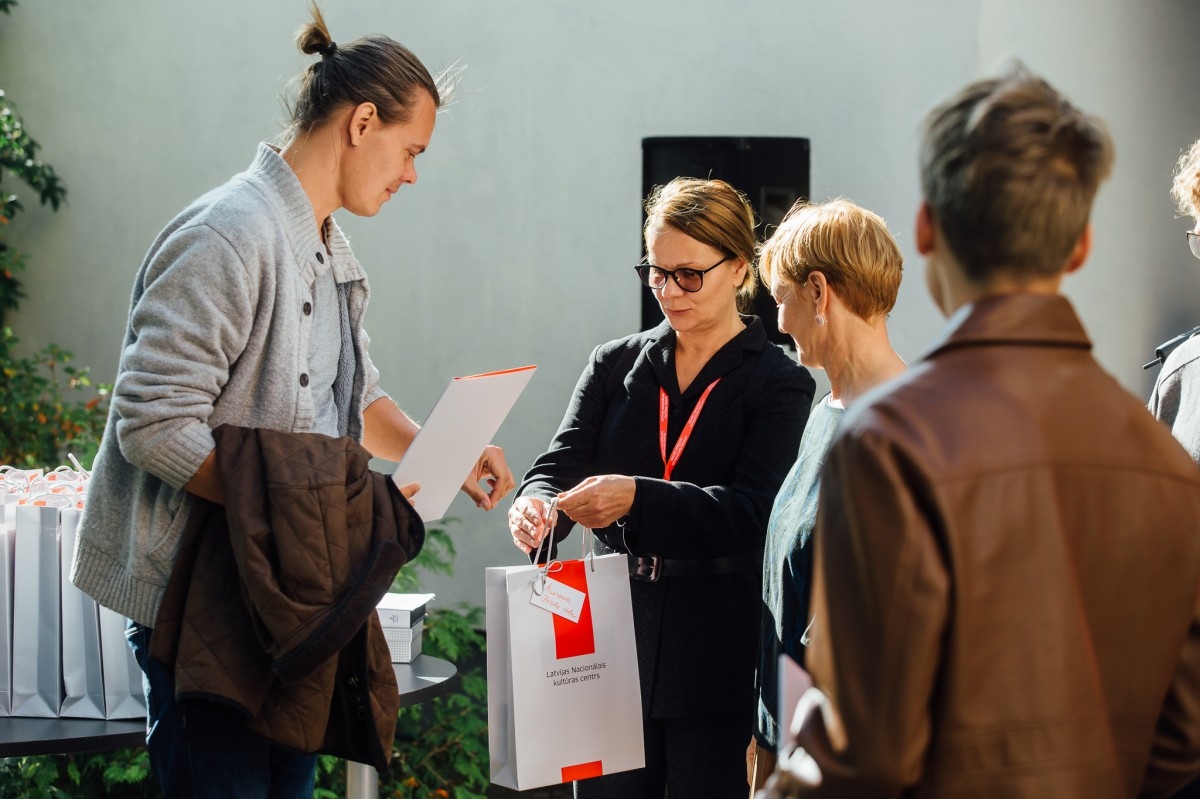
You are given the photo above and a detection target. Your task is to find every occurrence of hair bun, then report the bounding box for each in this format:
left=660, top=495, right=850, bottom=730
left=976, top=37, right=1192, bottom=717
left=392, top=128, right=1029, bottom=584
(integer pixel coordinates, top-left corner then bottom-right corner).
left=287, top=2, right=444, bottom=140
left=295, top=3, right=335, bottom=57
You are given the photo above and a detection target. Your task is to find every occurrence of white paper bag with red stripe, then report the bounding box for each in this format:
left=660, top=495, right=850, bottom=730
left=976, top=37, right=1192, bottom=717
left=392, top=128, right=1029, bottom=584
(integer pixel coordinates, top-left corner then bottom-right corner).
left=486, top=551, right=644, bottom=790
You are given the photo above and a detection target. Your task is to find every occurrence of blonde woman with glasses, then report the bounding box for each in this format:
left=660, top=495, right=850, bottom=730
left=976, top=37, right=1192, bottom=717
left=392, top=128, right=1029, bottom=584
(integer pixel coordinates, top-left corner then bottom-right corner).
left=510, top=177, right=814, bottom=798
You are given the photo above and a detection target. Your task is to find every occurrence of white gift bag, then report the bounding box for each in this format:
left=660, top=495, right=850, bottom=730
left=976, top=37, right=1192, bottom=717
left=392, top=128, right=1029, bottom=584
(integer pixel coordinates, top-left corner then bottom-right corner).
left=97, top=605, right=147, bottom=720
left=486, top=540, right=644, bottom=791
left=11, top=503, right=63, bottom=717
left=0, top=496, right=18, bottom=716
left=58, top=506, right=105, bottom=718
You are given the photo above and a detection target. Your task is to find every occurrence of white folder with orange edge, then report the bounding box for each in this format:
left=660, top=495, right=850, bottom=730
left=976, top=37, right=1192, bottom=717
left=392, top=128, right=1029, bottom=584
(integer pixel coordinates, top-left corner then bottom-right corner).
left=393, top=365, right=537, bottom=522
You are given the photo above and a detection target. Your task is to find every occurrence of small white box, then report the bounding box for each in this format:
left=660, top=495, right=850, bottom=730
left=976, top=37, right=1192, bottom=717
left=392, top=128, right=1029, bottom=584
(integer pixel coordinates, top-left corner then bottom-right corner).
left=381, top=619, right=423, bottom=663
left=376, top=593, right=433, bottom=663
left=376, top=592, right=434, bottom=627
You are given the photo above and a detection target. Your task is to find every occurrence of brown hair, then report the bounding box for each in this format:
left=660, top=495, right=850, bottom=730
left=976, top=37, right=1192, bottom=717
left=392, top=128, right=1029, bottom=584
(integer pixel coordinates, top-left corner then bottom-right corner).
left=919, top=63, right=1114, bottom=283
left=286, top=3, right=450, bottom=139
left=643, top=177, right=759, bottom=311
left=1172, top=137, right=1200, bottom=221
left=759, top=199, right=903, bottom=320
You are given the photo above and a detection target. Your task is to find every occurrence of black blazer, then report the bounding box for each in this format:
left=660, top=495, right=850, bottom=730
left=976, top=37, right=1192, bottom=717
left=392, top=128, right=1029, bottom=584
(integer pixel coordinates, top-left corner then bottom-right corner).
left=518, top=317, right=814, bottom=718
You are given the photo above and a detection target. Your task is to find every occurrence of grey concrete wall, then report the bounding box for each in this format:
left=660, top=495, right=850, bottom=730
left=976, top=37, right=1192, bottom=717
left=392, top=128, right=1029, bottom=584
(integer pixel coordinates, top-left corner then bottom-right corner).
left=2, top=1, right=1197, bottom=609
left=978, top=0, right=1200, bottom=394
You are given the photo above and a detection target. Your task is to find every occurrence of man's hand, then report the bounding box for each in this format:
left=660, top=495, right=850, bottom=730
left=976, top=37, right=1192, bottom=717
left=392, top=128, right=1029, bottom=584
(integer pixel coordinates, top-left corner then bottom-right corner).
left=507, top=495, right=557, bottom=555
left=461, top=444, right=515, bottom=511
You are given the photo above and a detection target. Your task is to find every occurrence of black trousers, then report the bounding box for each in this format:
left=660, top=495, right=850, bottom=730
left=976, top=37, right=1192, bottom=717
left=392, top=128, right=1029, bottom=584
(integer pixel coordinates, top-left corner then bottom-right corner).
left=573, top=713, right=749, bottom=799
left=126, top=622, right=317, bottom=798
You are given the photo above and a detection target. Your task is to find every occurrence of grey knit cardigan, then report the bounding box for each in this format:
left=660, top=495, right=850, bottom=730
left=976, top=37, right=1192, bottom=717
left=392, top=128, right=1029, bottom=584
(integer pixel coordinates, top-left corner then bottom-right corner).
left=71, top=144, right=388, bottom=626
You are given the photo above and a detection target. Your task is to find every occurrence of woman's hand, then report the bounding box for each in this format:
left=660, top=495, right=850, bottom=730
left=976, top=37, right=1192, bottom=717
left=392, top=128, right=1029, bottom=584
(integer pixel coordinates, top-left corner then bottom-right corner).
left=508, top=495, right=557, bottom=555
left=747, top=736, right=777, bottom=792
left=461, top=444, right=515, bottom=511
left=556, top=475, right=636, bottom=529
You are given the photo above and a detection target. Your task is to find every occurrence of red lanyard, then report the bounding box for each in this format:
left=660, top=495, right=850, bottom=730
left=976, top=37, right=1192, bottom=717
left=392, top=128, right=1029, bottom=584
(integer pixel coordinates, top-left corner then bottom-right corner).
left=659, top=379, right=721, bottom=481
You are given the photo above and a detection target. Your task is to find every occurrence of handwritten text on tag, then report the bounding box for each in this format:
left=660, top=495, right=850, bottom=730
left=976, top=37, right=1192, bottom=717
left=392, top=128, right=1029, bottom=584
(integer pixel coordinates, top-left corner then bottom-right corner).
left=530, top=577, right=587, bottom=623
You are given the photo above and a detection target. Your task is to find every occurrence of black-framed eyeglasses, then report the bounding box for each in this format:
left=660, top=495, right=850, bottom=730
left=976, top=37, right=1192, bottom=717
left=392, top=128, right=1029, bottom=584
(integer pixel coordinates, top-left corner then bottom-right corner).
left=1188, top=231, right=1200, bottom=260
left=634, top=256, right=731, bottom=293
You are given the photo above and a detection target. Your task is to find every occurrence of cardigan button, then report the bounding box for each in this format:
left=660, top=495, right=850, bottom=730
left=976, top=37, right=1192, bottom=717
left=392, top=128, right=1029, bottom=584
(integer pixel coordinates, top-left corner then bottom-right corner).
left=299, top=373, right=309, bottom=388
left=302, top=301, right=312, bottom=316
left=315, top=251, right=325, bottom=264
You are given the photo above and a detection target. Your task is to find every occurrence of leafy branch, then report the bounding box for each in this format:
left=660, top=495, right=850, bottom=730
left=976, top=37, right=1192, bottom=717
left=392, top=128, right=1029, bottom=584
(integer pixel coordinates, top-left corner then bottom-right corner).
left=0, top=89, right=67, bottom=221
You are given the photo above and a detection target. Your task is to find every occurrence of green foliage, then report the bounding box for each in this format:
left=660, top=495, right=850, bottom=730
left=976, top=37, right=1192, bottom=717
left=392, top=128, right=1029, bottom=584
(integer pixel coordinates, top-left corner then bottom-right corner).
left=0, top=89, right=67, bottom=217
left=393, top=524, right=457, bottom=593
left=0, top=326, right=109, bottom=468
left=386, top=605, right=489, bottom=798
left=0, top=237, right=25, bottom=326
left=0, top=0, right=101, bottom=473
left=0, top=86, right=69, bottom=327
left=0, top=748, right=154, bottom=798
left=313, top=753, right=347, bottom=799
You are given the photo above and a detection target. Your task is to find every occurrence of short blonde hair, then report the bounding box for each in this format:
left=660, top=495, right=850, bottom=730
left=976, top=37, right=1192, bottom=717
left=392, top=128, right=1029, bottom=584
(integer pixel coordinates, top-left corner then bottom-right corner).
left=644, top=178, right=759, bottom=311
left=758, top=199, right=903, bottom=320
left=1172, top=138, right=1200, bottom=221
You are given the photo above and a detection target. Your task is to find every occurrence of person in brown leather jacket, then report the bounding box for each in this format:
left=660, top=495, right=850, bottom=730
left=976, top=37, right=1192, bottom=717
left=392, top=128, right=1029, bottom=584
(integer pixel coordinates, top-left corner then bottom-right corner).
left=763, top=64, right=1200, bottom=798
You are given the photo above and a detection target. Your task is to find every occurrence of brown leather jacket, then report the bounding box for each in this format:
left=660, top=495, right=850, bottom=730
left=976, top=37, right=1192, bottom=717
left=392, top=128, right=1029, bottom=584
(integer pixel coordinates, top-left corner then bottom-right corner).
left=150, top=425, right=424, bottom=769
left=794, top=294, right=1200, bottom=798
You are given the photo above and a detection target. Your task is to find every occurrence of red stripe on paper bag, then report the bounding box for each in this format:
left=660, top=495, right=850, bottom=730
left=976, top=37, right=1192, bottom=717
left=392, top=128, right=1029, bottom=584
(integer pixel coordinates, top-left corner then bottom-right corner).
left=551, top=560, right=595, bottom=659
left=561, top=761, right=604, bottom=782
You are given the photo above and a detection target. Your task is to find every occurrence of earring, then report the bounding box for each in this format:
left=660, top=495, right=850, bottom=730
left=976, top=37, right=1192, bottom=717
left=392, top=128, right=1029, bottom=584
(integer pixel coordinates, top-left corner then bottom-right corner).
left=815, top=314, right=826, bottom=327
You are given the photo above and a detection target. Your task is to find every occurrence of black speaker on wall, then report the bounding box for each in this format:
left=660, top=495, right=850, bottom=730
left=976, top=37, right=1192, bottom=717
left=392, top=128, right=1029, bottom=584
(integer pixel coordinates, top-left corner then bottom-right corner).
left=640, top=136, right=811, bottom=348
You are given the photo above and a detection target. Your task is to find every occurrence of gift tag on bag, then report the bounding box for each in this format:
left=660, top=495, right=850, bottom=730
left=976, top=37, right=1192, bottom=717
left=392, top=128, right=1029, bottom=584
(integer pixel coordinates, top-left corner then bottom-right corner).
left=529, top=576, right=587, bottom=623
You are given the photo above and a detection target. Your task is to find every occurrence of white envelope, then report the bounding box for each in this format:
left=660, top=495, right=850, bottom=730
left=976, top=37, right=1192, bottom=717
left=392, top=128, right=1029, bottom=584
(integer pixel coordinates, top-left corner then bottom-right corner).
left=394, top=365, right=536, bottom=522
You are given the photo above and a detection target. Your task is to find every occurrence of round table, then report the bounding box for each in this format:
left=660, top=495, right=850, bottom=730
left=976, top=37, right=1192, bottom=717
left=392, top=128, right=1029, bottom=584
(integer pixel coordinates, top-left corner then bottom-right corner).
left=0, top=715, right=145, bottom=757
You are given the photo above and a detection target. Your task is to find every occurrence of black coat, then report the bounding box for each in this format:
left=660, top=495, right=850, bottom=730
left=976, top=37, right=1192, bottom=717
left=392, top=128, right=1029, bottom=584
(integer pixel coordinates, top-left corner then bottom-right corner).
left=518, top=317, right=814, bottom=718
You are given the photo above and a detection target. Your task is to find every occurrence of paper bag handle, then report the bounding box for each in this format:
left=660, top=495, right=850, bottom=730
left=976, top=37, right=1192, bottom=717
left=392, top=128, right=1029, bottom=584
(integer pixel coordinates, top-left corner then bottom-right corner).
left=530, top=498, right=561, bottom=595
left=581, top=524, right=595, bottom=572
left=529, top=496, right=601, bottom=597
